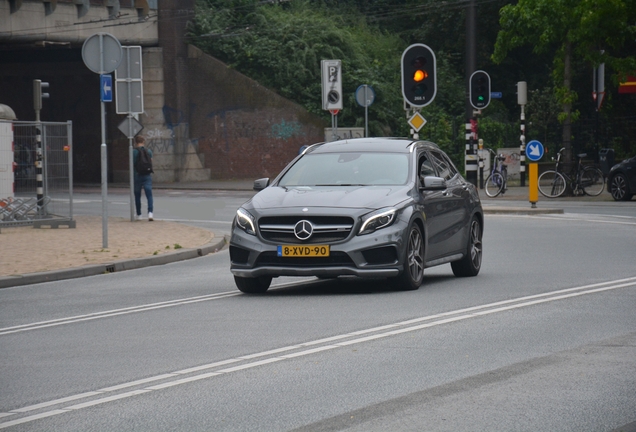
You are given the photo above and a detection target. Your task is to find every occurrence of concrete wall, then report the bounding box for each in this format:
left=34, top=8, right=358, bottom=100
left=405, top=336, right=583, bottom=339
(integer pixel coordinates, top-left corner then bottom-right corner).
left=0, top=0, right=158, bottom=45
left=187, top=45, right=326, bottom=179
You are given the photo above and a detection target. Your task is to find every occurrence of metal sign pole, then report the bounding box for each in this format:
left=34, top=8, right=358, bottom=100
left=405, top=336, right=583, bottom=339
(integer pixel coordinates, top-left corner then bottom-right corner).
left=364, top=86, right=369, bottom=138
left=99, top=34, right=108, bottom=249
left=331, top=113, right=336, bottom=141
left=126, top=48, right=135, bottom=222
left=334, top=113, right=338, bottom=140
left=129, top=116, right=134, bottom=221
left=355, top=84, right=375, bottom=138
left=81, top=32, right=123, bottom=247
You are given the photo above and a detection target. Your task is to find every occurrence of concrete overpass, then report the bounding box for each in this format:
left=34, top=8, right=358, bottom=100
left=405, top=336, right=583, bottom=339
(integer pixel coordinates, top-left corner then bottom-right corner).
left=1, top=0, right=325, bottom=183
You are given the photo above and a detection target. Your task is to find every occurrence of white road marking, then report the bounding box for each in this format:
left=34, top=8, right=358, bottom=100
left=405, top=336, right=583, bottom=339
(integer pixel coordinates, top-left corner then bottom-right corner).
left=488, top=213, right=636, bottom=225
left=0, top=292, right=239, bottom=336
left=1, top=276, right=635, bottom=429
left=0, top=280, right=318, bottom=337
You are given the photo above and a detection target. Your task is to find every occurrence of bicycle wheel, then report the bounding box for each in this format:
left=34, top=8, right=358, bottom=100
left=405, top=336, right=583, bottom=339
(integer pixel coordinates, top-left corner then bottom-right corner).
left=538, top=170, right=566, bottom=198
left=484, top=172, right=504, bottom=197
left=581, top=167, right=604, bottom=196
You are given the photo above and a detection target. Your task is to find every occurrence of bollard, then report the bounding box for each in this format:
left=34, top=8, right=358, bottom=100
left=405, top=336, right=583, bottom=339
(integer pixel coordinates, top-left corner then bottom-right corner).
left=529, top=163, right=538, bottom=208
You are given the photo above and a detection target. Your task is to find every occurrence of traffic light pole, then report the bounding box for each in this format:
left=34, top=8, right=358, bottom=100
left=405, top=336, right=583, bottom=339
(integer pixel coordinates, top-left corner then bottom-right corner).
left=517, top=81, right=527, bottom=187
left=520, top=105, right=526, bottom=186
left=467, top=70, right=490, bottom=186
left=401, top=44, right=436, bottom=139
left=33, top=79, right=49, bottom=215
left=464, top=0, right=477, bottom=186
left=465, top=116, right=478, bottom=186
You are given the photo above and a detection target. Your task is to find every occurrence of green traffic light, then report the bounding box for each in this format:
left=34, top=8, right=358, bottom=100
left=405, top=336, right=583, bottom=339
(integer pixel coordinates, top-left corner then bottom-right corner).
left=478, top=96, right=484, bottom=101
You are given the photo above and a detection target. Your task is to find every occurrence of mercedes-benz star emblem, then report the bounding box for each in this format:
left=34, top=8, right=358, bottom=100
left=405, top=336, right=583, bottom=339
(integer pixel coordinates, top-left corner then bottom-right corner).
left=294, top=220, right=313, bottom=241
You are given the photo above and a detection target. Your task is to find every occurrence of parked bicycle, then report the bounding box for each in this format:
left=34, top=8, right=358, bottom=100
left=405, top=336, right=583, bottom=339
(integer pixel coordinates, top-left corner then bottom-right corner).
left=538, top=148, right=604, bottom=198
left=483, top=148, right=508, bottom=197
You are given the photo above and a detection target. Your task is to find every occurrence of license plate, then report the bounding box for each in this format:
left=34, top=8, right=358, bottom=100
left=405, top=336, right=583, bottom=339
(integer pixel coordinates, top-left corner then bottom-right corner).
left=277, top=245, right=330, bottom=257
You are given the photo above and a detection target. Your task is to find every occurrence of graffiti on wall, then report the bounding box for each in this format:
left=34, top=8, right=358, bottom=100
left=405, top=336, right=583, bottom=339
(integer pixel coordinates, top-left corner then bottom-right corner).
left=143, top=106, right=200, bottom=155
left=270, top=119, right=305, bottom=140
left=144, top=128, right=174, bottom=154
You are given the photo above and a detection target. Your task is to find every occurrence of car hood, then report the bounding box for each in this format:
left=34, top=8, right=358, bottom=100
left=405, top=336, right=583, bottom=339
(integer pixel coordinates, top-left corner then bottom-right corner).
left=247, top=185, right=411, bottom=210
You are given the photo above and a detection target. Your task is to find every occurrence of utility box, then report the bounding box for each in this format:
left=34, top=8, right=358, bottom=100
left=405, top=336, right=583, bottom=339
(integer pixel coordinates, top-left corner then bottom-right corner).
left=0, top=121, right=14, bottom=199
left=599, top=148, right=615, bottom=177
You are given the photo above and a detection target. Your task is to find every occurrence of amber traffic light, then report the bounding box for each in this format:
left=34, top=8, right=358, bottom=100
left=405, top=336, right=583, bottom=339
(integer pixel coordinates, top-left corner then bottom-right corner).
left=401, top=44, right=436, bottom=108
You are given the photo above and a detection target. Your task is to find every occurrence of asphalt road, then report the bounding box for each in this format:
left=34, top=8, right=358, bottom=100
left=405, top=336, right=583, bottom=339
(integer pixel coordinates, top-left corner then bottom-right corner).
left=1, top=192, right=635, bottom=431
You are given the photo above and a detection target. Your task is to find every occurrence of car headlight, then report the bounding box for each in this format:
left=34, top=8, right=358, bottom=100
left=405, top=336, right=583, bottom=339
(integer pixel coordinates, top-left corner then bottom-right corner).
left=358, top=208, right=397, bottom=235
left=235, top=208, right=256, bottom=235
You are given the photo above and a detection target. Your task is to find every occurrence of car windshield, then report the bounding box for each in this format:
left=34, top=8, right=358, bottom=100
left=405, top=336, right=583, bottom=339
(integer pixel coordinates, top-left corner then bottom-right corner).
left=278, top=152, right=410, bottom=187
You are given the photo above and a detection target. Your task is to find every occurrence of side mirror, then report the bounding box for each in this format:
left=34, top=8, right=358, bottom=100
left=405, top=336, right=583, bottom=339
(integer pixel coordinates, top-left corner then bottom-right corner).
left=253, top=178, right=270, bottom=191
left=419, top=175, right=447, bottom=191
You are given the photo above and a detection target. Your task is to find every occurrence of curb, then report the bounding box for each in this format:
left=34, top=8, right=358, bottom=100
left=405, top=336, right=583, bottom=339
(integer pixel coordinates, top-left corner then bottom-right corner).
left=0, top=236, right=228, bottom=289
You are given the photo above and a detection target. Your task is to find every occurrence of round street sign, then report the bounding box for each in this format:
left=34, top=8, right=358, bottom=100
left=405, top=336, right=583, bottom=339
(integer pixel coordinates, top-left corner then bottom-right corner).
left=329, top=109, right=339, bottom=115
left=355, top=85, right=376, bottom=107
left=526, top=140, right=545, bottom=162
left=82, top=33, right=123, bottom=74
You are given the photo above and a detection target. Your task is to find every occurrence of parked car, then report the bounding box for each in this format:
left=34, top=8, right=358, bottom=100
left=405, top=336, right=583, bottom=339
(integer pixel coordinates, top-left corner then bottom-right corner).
left=229, top=138, right=484, bottom=294
left=607, top=155, right=636, bottom=201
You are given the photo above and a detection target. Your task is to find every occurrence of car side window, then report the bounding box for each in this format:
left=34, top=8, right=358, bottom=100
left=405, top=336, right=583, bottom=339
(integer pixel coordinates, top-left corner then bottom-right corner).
left=429, top=151, right=456, bottom=181
left=419, top=155, right=436, bottom=182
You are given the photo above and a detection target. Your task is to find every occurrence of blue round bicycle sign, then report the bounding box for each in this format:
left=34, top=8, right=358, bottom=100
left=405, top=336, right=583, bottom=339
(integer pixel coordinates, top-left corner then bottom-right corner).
left=526, top=140, right=544, bottom=162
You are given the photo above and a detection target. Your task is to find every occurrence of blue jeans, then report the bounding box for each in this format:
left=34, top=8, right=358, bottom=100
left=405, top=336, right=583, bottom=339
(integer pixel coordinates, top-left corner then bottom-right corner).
left=134, top=174, right=153, bottom=215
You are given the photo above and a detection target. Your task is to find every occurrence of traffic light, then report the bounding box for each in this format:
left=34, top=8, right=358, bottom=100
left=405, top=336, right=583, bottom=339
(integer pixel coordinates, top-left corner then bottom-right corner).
left=469, top=71, right=491, bottom=109
left=33, top=79, right=50, bottom=111
left=401, top=44, right=436, bottom=107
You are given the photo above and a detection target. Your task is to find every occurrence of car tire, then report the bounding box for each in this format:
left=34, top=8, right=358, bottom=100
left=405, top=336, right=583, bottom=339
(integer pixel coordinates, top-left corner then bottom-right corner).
left=392, top=223, right=425, bottom=291
left=609, top=173, right=633, bottom=201
left=234, top=276, right=272, bottom=294
left=451, top=216, right=482, bottom=277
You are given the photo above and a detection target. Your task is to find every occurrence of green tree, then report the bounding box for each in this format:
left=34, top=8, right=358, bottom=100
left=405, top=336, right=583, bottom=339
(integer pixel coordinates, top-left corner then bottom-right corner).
left=492, top=0, right=636, bottom=162
left=526, top=86, right=561, bottom=150
left=190, top=0, right=408, bottom=136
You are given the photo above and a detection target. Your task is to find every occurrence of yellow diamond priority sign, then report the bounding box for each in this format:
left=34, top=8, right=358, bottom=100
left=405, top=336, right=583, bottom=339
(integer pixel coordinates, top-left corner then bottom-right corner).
left=408, top=112, right=427, bottom=132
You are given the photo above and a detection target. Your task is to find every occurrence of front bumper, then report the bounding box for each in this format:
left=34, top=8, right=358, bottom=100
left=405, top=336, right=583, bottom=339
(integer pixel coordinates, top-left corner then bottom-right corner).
left=229, top=218, right=408, bottom=279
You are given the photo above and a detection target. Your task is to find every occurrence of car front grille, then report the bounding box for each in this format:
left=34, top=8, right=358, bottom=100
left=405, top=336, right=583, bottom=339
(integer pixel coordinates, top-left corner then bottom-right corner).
left=258, top=216, right=355, bottom=244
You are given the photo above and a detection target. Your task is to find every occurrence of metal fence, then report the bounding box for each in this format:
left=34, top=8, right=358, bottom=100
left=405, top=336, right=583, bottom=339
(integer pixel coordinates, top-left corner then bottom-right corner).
left=1, top=121, right=74, bottom=228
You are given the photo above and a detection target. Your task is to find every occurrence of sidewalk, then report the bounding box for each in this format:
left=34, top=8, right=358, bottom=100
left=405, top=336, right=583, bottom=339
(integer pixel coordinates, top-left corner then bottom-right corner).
left=0, top=215, right=227, bottom=289
left=1, top=180, right=612, bottom=289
